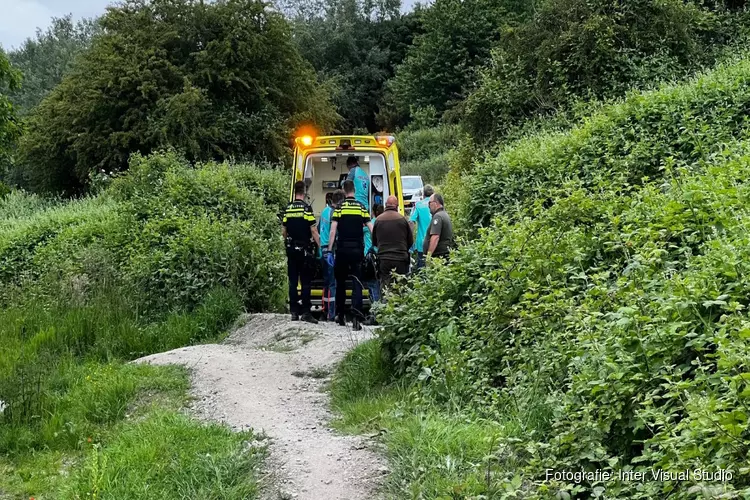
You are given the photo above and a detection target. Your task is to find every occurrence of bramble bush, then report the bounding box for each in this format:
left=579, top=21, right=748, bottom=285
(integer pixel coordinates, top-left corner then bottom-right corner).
left=378, top=56, right=750, bottom=497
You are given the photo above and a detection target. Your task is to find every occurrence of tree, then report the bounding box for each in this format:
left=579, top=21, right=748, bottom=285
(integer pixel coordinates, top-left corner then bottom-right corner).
left=0, top=49, right=21, bottom=176
left=17, top=0, right=339, bottom=194
left=377, top=0, right=529, bottom=129
left=8, top=15, right=100, bottom=115
left=462, top=0, right=743, bottom=144
left=286, top=0, right=421, bottom=132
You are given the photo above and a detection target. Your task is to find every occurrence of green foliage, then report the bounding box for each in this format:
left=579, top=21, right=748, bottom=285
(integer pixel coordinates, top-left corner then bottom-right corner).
left=378, top=0, right=530, bottom=129
left=0, top=153, right=277, bottom=496
left=7, top=15, right=100, bottom=116
left=377, top=56, right=750, bottom=497
left=397, top=124, right=462, bottom=183
left=17, top=0, right=338, bottom=194
left=466, top=56, right=750, bottom=230
left=63, top=410, right=263, bottom=499
left=0, top=49, right=21, bottom=167
left=1, top=151, right=287, bottom=314
left=463, top=0, right=749, bottom=144
left=286, top=0, right=420, bottom=132
left=331, top=339, right=528, bottom=498
left=397, top=124, right=461, bottom=163
left=0, top=360, right=264, bottom=498
left=0, top=288, right=242, bottom=446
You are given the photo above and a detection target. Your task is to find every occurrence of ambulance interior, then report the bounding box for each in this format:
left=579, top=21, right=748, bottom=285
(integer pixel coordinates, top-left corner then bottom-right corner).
left=302, top=153, right=389, bottom=218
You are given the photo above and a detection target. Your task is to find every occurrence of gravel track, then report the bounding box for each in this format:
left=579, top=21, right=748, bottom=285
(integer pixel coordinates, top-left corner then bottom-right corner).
left=136, top=313, right=386, bottom=500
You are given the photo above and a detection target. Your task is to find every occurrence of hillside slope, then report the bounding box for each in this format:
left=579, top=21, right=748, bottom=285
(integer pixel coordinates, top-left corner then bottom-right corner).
left=375, top=55, right=750, bottom=498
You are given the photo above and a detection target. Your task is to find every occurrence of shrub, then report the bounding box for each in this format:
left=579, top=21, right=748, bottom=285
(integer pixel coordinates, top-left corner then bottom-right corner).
left=397, top=124, right=464, bottom=184
left=397, top=124, right=461, bottom=163
left=0, top=151, right=287, bottom=314
left=381, top=145, right=750, bottom=498
left=462, top=0, right=749, bottom=145
left=378, top=56, right=750, bottom=497
left=464, top=56, right=750, bottom=230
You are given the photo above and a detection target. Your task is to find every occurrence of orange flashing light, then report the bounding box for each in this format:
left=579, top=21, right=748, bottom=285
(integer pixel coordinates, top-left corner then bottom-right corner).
left=299, top=135, right=313, bottom=147
left=375, top=135, right=395, bottom=147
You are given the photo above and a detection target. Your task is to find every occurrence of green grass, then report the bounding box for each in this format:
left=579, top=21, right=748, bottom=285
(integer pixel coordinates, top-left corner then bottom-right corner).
left=63, top=411, right=263, bottom=500
left=0, top=289, right=263, bottom=499
left=0, top=156, right=282, bottom=499
left=330, top=339, right=526, bottom=499
left=0, top=362, right=265, bottom=499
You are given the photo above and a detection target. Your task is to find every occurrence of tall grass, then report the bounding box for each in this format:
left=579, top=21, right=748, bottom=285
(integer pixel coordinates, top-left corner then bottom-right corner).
left=0, top=152, right=284, bottom=497
left=330, top=339, right=547, bottom=498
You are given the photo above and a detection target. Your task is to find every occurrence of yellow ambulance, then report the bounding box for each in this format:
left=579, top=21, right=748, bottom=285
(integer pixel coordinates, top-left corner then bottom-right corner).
left=289, top=134, right=404, bottom=314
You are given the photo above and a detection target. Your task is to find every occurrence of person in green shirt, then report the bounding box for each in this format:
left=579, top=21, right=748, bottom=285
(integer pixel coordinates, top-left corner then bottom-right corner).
left=424, top=193, right=455, bottom=260
left=409, top=184, right=434, bottom=270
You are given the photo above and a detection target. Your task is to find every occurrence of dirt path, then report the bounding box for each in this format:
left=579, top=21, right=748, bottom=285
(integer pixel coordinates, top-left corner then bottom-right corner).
left=136, top=313, right=386, bottom=500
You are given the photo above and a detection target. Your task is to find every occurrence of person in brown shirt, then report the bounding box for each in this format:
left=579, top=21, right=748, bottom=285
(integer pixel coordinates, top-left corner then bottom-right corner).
left=373, top=196, right=413, bottom=295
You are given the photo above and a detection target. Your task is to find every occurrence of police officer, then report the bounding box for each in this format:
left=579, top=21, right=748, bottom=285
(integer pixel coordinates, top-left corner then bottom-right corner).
left=282, top=181, right=320, bottom=323
left=327, top=180, right=374, bottom=331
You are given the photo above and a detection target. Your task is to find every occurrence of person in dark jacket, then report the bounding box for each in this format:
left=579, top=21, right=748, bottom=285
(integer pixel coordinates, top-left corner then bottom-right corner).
left=282, top=181, right=320, bottom=323
left=372, top=195, right=413, bottom=296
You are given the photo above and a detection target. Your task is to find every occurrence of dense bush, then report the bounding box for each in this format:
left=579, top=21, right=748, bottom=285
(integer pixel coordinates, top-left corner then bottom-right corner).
left=0, top=151, right=286, bottom=462
left=16, top=0, right=337, bottom=194
left=397, top=124, right=461, bottom=164
left=464, top=56, right=750, bottom=230
left=462, top=0, right=748, bottom=145
left=378, top=56, right=750, bottom=497
left=0, top=151, right=287, bottom=314
left=397, top=124, right=462, bottom=183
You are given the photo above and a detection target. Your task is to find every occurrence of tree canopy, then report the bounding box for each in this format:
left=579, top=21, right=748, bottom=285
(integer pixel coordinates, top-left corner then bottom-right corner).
left=7, top=15, right=100, bottom=116
left=286, top=0, right=420, bottom=132
left=462, top=0, right=746, bottom=143
left=17, top=0, right=338, bottom=194
left=0, top=49, right=21, bottom=171
left=377, top=0, right=530, bottom=129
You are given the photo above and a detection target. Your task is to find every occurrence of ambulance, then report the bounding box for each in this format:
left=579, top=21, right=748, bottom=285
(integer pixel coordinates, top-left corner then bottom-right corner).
left=289, top=134, right=404, bottom=314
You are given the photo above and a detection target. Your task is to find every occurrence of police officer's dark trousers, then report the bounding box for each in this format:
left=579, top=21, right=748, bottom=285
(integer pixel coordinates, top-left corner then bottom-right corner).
left=287, top=247, right=312, bottom=315
left=334, top=249, right=363, bottom=319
